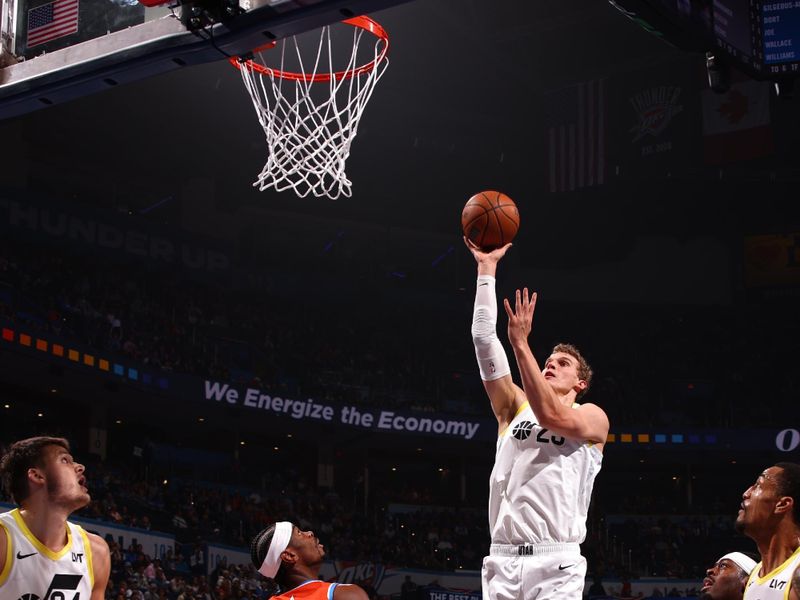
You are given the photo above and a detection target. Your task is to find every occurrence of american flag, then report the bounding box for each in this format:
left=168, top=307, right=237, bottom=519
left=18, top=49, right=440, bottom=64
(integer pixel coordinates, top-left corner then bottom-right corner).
left=27, top=0, right=79, bottom=48
left=545, top=79, right=606, bottom=193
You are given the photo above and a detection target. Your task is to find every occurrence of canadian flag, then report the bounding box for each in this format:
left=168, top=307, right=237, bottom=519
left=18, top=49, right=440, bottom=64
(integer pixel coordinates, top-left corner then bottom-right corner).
left=702, top=79, right=773, bottom=164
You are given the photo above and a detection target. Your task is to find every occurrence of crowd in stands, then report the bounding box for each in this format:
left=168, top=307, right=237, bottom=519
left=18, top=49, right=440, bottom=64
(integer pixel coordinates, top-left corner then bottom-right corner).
left=1, top=233, right=798, bottom=429
left=0, top=409, right=742, bottom=583
left=0, top=238, right=477, bottom=416
left=1, top=440, right=752, bottom=597
left=591, top=513, right=742, bottom=580
left=74, top=458, right=490, bottom=572
left=103, top=536, right=268, bottom=600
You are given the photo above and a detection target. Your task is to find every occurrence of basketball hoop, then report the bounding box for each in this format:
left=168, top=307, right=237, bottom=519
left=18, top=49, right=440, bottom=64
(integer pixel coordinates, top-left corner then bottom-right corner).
left=230, top=16, right=389, bottom=200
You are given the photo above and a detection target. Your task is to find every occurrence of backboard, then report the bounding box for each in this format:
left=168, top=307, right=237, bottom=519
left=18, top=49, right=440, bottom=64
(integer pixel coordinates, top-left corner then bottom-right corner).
left=0, top=0, right=412, bottom=120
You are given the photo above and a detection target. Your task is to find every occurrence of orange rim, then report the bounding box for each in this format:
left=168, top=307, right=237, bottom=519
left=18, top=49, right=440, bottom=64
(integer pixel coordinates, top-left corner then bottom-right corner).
left=229, top=15, right=389, bottom=82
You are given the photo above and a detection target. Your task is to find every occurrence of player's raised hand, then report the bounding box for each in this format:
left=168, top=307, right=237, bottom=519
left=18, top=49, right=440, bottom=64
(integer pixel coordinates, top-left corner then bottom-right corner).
left=504, top=287, right=537, bottom=345
left=463, top=237, right=512, bottom=265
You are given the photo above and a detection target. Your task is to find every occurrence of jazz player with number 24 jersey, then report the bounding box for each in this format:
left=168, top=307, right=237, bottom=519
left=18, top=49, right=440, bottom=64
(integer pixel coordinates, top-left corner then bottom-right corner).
left=0, top=437, right=110, bottom=600
left=465, top=238, right=609, bottom=600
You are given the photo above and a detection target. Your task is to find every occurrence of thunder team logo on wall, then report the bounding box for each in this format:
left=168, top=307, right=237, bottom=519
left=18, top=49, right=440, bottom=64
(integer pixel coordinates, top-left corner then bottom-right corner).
left=629, top=85, right=684, bottom=141
left=331, top=562, right=387, bottom=591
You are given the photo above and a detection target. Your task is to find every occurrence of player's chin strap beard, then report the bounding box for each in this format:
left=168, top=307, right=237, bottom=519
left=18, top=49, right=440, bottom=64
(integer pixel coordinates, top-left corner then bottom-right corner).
left=259, top=522, right=293, bottom=578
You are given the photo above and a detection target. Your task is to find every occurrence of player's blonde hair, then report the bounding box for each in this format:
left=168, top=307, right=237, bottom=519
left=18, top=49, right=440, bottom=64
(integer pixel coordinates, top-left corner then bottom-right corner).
left=552, top=343, right=593, bottom=400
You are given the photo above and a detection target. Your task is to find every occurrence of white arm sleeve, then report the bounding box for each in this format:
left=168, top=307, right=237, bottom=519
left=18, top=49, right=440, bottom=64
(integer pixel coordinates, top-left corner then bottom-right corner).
left=471, top=274, right=511, bottom=381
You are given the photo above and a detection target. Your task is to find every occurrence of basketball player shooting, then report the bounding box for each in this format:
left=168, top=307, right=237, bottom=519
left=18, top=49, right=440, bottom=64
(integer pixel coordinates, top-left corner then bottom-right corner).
left=465, top=238, right=609, bottom=600
left=0, top=437, right=110, bottom=600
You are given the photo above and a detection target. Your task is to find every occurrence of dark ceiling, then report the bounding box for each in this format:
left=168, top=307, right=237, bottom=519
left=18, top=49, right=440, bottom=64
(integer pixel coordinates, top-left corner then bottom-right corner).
left=2, top=0, right=800, bottom=256
left=0, top=0, right=685, bottom=206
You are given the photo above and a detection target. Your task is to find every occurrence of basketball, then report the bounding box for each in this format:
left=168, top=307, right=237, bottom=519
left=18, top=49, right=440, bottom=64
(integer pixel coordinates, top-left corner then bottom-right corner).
left=461, top=190, right=520, bottom=250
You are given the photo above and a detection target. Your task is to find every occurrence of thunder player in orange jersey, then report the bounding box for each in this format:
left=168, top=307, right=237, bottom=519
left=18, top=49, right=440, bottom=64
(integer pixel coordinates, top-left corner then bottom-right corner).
left=251, top=521, right=369, bottom=600
left=0, top=436, right=110, bottom=600
left=466, top=239, right=609, bottom=600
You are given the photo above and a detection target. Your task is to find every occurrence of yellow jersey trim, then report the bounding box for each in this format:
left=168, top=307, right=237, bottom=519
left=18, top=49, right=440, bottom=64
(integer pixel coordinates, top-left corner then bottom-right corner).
left=751, top=545, right=800, bottom=586
left=0, top=520, right=13, bottom=587
left=570, top=402, right=595, bottom=446
left=514, top=401, right=531, bottom=418
left=79, top=527, right=94, bottom=589
left=745, top=562, right=759, bottom=591
left=499, top=401, right=530, bottom=437
left=784, top=549, right=798, bottom=600
left=11, top=509, right=72, bottom=560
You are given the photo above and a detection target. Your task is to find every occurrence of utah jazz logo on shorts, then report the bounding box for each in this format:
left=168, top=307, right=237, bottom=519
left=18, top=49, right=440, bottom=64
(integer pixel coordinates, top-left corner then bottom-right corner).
left=17, top=573, right=83, bottom=600
left=512, top=421, right=534, bottom=440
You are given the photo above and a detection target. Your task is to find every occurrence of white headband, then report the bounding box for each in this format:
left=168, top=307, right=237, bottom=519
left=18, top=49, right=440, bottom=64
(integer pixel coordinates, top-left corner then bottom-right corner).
left=258, top=521, right=293, bottom=578
left=720, top=552, right=758, bottom=575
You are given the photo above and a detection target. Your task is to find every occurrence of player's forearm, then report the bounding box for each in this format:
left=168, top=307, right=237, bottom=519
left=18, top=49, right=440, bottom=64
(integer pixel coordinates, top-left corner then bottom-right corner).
left=472, top=275, right=510, bottom=383
left=476, top=259, right=498, bottom=277
left=510, top=340, right=567, bottom=425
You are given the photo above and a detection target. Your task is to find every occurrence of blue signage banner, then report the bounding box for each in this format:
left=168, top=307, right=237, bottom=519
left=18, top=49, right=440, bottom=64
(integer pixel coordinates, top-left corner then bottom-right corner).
left=200, top=379, right=490, bottom=441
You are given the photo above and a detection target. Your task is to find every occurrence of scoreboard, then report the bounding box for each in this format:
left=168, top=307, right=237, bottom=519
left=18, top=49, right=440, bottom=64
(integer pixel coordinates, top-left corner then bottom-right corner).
left=610, top=0, right=800, bottom=78
left=759, top=0, right=800, bottom=74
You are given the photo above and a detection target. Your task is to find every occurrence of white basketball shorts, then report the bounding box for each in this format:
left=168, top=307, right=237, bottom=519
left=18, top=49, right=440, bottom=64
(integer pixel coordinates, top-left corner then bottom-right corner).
left=481, top=543, right=587, bottom=600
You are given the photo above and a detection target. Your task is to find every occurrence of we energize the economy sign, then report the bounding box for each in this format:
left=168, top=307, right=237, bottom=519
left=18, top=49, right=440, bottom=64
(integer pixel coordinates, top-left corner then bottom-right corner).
left=203, top=381, right=487, bottom=441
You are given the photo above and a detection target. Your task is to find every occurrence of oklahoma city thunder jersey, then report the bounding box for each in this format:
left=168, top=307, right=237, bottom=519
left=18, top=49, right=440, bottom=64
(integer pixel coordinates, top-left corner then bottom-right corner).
left=271, top=580, right=343, bottom=600
left=744, top=546, right=800, bottom=600
left=489, top=402, right=603, bottom=545
left=0, top=508, right=94, bottom=600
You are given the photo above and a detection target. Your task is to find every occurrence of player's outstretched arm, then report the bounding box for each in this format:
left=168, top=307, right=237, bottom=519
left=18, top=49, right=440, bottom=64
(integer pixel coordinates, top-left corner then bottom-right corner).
left=334, top=583, right=370, bottom=600
left=504, top=288, right=609, bottom=444
left=88, top=532, right=110, bottom=600
left=465, top=238, right=526, bottom=431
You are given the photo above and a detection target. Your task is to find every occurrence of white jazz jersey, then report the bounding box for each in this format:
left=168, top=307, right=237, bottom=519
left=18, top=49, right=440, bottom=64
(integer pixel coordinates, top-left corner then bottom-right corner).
left=489, top=402, right=602, bottom=544
left=0, top=508, right=95, bottom=600
left=744, top=546, right=800, bottom=600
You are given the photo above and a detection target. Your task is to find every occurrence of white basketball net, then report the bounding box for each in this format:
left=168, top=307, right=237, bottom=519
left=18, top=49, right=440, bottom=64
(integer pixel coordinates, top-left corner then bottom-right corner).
left=236, top=20, right=389, bottom=200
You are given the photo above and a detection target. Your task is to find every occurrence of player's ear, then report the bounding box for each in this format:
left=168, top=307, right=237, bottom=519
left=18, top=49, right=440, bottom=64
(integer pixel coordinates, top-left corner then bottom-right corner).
left=574, top=380, right=588, bottom=392
left=28, top=467, right=44, bottom=485
left=280, top=548, right=298, bottom=567
left=27, top=467, right=45, bottom=484
left=775, top=494, right=793, bottom=516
